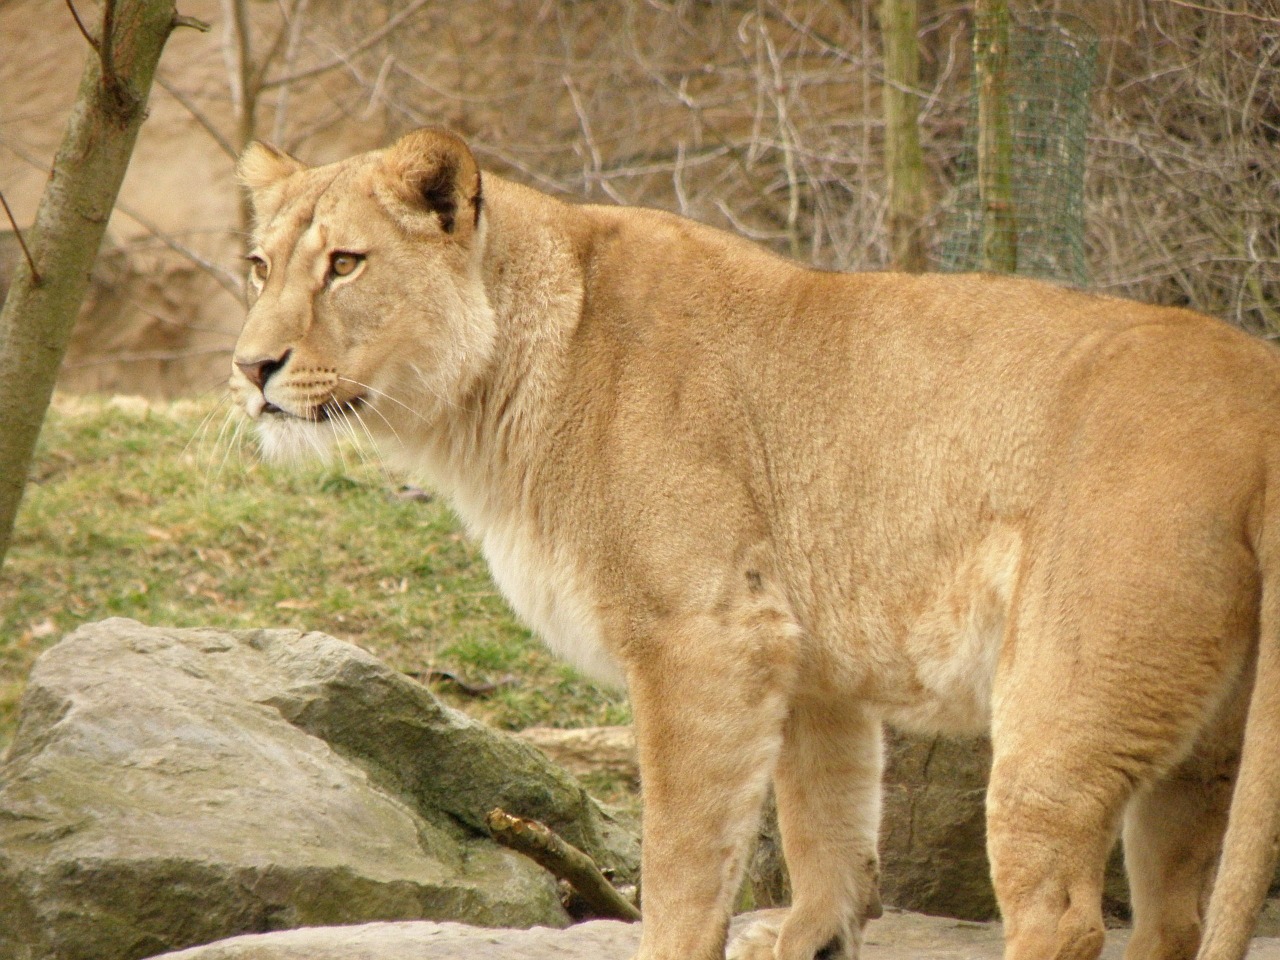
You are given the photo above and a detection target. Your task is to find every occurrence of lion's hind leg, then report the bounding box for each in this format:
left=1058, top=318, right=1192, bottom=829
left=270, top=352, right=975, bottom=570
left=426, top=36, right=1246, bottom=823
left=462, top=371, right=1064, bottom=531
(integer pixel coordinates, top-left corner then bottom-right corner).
left=1121, top=678, right=1247, bottom=960
left=986, top=733, right=1119, bottom=960
left=728, top=700, right=883, bottom=960
left=988, top=538, right=1255, bottom=960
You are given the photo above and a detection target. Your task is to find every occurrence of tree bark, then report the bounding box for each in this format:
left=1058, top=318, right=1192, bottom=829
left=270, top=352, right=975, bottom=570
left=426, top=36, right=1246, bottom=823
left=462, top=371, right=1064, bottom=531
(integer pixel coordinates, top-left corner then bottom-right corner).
left=0, top=0, right=203, bottom=566
left=879, top=0, right=928, bottom=273
left=974, top=0, right=1017, bottom=273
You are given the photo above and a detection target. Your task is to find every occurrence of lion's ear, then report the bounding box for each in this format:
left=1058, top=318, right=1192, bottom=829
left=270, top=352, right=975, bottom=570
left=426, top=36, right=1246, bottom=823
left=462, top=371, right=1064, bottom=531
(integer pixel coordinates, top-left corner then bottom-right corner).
left=381, top=128, right=483, bottom=235
left=237, top=141, right=306, bottom=192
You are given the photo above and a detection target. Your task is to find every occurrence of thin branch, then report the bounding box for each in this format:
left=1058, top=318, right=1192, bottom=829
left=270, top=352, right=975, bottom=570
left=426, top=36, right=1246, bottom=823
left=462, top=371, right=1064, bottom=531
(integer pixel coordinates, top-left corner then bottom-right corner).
left=101, top=0, right=117, bottom=86
left=272, top=0, right=312, bottom=143
left=172, top=14, right=211, bottom=32
left=260, top=0, right=431, bottom=90
left=486, top=808, right=640, bottom=922
left=62, top=346, right=233, bottom=368
left=223, top=0, right=255, bottom=150
left=1156, top=0, right=1280, bottom=25
left=0, top=132, right=246, bottom=304
left=0, top=192, right=40, bottom=283
left=249, top=0, right=302, bottom=95
left=113, top=202, right=246, bottom=303
left=64, top=0, right=98, bottom=48
left=156, top=76, right=238, bottom=160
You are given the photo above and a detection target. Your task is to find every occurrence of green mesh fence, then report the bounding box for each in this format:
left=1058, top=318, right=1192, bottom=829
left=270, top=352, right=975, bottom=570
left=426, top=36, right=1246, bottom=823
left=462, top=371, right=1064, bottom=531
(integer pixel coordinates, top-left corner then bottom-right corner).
left=938, top=13, right=1098, bottom=286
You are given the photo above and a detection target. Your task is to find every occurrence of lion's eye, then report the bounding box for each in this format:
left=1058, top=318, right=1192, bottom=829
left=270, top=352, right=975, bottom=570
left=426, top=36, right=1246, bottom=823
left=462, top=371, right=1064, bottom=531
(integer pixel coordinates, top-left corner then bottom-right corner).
left=329, top=252, right=364, bottom=278
left=246, top=255, right=269, bottom=283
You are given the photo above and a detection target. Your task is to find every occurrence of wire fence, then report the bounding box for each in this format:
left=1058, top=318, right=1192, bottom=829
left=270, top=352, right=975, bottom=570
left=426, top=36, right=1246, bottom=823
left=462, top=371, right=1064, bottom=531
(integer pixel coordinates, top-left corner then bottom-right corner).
left=938, top=12, right=1098, bottom=287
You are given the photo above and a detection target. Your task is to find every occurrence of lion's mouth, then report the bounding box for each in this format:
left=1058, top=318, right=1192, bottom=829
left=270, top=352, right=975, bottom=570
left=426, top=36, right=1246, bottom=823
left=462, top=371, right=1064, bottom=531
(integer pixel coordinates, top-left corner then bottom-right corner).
left=315, top=394, right=367, bottom=423
left=258, top=394, right=367, bottom=422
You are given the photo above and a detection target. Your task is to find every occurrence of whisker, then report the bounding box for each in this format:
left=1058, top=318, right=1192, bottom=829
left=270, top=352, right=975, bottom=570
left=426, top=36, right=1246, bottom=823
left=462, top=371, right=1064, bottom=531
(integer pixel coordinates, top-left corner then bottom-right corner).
left=356, top=397, right=405, bottom=449
left=334, top=409, right=366, bottom=472
left=183, top=392, right=231, bottom=463
left=302, top=418, right=331, bottom=463
left=329, top=416, right=353, bottom=474
left=332, top=406, right=366, bottom=475
left=206, top=403, right=243, bottom=492
left=225, top=414, right=251, bottom=485
left=335, top=378, right=411, bottom=448
left=338, top=376, right=430, bottom=424
left=407, top=363, right=463, bottom=413
left=346, top=404, right=396, bottom=487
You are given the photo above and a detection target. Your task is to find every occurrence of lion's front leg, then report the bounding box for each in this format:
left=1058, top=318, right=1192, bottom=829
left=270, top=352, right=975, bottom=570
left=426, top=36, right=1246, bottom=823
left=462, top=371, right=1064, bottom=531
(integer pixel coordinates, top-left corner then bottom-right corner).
left=629, top=614, right=798, bottom=960
left=729, top=701, right=884, bottom=960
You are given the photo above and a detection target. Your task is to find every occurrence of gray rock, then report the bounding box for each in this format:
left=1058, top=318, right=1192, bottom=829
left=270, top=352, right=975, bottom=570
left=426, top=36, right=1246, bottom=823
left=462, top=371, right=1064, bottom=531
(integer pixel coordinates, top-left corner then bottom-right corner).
left=0, top=619, right=638, bottom=960
left=137, top=909, right=1280, bottom=960
left=880, top=731, right=996, bottom=920
left=879, top=731, right=1273, bottom=924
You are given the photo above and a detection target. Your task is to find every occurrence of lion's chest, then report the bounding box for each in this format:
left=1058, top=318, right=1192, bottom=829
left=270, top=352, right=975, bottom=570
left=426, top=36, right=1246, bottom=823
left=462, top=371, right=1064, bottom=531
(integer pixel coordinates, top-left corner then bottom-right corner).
left=481, top=523, right=625, bottom=687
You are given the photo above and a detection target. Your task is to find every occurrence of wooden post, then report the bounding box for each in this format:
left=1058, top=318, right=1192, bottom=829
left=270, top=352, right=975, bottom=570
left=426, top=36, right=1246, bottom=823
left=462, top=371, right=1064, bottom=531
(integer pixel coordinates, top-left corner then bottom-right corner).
left=879, top=0, right=929, bottom=272
left=974, top=0, right=1017, bottom=273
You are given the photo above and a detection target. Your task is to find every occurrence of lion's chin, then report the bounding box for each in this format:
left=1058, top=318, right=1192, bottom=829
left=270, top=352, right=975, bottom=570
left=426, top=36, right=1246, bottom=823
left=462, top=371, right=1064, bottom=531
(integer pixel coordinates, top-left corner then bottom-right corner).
left=254, top=415, right=338, bottom=465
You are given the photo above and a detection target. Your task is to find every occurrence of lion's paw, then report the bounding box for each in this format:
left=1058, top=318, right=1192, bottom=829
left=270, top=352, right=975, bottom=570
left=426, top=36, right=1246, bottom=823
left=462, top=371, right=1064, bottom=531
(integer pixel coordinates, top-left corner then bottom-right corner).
left=726, top=915, right=783, bottom=960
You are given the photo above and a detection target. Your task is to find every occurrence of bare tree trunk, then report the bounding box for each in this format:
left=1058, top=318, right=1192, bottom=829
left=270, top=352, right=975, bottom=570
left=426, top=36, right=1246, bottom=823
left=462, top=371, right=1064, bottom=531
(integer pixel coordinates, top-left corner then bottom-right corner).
left=0, top=0, right=204, bottom=567
left=974, top=0, right=1016, bottom=273
left=221, top=0, right=258, bottom=239
left=879, top=0, right=928, bottom=273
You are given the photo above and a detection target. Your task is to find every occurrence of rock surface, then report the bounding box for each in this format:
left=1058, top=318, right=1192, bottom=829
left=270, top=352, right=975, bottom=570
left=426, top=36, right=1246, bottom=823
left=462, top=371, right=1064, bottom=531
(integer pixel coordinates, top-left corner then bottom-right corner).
left=141, top=909, right=1280, bottom=960
left=0, top=619, right=638, bottom=960
left=516, top=726, right=639, bottom=784
left=880, top=731, right=995, bottom=920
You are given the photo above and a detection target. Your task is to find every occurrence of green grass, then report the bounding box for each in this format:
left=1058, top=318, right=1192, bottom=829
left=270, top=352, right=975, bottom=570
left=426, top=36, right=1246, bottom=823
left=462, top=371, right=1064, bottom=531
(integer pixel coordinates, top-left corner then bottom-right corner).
left=0, top=394, right=631, bottom=754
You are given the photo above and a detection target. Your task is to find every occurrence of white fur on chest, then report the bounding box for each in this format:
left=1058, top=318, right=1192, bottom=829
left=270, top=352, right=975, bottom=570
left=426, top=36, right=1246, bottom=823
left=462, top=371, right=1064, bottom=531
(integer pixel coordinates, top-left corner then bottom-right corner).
left=480, top=521, right=625, bottom=688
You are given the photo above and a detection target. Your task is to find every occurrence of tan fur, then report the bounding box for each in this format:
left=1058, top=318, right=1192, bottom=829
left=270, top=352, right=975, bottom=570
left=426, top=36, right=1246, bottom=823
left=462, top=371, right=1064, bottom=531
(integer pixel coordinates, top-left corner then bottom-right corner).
left=230, top=128, right=1280, bottom=960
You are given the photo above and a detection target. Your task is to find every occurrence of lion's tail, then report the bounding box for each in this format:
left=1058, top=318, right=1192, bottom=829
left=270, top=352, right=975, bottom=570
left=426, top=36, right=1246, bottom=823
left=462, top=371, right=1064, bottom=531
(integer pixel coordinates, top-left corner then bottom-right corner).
left=1197, top=480, right=1280, bottom=960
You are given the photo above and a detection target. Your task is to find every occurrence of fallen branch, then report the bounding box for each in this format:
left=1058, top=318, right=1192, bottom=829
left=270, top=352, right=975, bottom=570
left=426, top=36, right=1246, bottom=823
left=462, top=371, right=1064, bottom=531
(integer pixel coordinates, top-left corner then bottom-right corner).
left=486, top=807, right=640, bottom=922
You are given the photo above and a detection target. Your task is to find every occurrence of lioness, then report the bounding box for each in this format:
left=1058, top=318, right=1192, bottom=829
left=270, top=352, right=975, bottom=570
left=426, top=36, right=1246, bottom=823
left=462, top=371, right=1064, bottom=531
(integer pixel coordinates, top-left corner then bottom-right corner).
left=229, top=128, right=1280, bottom=960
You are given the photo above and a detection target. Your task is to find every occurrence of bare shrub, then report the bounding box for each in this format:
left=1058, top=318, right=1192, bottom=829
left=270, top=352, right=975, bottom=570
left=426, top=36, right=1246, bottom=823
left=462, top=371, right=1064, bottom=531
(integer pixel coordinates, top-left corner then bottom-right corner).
left=1067, top=1, right=1280, bottom=334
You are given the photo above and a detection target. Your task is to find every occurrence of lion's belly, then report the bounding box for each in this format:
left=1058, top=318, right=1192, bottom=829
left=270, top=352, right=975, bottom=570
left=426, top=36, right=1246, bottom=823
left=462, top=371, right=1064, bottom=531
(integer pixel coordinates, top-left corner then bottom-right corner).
left=481, top=522, right=626, bottom=688
left=827, top=522, right=1022, bottom=736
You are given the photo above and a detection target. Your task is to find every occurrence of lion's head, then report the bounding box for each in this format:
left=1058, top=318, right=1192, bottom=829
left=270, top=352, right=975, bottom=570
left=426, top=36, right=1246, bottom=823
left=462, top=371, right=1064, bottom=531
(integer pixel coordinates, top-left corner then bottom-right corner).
left=230, top=128, right=491, bottom=461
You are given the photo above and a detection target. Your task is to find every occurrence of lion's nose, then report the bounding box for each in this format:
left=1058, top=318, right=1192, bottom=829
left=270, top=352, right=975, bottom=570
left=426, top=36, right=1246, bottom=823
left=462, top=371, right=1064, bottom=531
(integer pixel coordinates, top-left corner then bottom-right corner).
left=235, top=350, right=291, bottom=390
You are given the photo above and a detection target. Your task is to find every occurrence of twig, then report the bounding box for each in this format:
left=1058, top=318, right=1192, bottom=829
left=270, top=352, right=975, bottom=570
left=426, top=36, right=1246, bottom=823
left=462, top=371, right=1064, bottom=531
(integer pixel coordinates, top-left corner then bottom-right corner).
left=250, top=0, right=301, bottom=97
left=101, top=0, right=117, bottom=87
left=486, top=808, right=640, bottom=922
left=0, top=133, right=243, bottom=301
left=172, top=14, right=211, bottom=32
left=62, top=346, right=233, bottom=368
left=109, top=202, right=245, bottom=304
left=271, top=0, right=312, bottom=143
left=64, top=0, right=98, bottom=49
left=261, top=0, right=431, bottom=90
left=412, top=668, right=515, bottom=697
left=156, top=77, right=239, bottom=160
left=0, top=191, right=40, bottom=282
left=1157, top=0, right=1280, bottom=25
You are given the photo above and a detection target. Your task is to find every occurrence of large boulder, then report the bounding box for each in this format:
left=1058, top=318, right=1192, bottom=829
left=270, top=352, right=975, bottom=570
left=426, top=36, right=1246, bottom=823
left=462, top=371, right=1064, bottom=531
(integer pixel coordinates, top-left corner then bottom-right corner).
left=0, top=619, right=638, bottom=960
